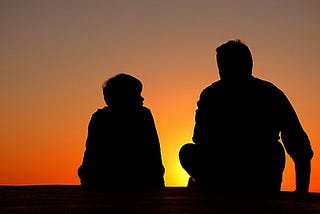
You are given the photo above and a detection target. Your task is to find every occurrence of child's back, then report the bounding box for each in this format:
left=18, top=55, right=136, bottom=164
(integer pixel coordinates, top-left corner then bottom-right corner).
left=78, top=74, right=165, bottom=188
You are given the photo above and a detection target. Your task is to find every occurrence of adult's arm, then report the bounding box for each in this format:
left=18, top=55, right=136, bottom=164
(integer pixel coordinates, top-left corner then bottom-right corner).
left=278, top=91, right=313, bottom=193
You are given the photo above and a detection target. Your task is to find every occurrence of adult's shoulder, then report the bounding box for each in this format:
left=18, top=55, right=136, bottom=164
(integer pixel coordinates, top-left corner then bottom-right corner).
left=200, top=80, right=223, bottom=97
left=204, top=80, right=223, bottom=91
left=252, top=77, right=284, bottom=94
left=252, top=77, right=275, bottom=87
left=91, top=106, right=110, bottom=118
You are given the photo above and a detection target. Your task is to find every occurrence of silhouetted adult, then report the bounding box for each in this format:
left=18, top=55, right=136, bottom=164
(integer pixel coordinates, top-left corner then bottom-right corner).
left=179, top=40, right=313, bottom=194
left=78, top=73, right=165, bottom=188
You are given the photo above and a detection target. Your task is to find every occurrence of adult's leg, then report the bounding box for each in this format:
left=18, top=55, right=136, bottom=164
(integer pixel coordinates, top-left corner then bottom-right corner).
left=179, top=143, right=230, bottom=189
left=179, top=143, right=204, bottom=186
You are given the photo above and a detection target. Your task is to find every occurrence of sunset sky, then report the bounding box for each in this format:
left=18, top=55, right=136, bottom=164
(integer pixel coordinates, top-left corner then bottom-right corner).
left=1, top=1, right=319, bottom=192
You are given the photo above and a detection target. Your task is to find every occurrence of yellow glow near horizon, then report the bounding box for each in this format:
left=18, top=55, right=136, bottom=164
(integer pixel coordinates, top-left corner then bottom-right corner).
left=1, top=1, right=320, bottom=192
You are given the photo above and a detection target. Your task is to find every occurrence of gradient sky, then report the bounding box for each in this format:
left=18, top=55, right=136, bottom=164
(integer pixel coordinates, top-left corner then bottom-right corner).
left=1, top=0, right=319, bottom=191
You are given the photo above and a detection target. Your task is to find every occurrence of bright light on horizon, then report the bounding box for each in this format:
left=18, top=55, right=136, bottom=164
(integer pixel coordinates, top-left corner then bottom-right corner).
left=0, top=1, right=320, bottom=192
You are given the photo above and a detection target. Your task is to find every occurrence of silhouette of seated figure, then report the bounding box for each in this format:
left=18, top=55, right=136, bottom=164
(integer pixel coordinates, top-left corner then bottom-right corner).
left=78, top=73, right=165, bottom=188
left=179, top=40, right=313, bottom=194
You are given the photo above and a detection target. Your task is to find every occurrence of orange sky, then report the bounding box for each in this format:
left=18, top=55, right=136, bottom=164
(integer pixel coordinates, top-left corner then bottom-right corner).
left=1, top=1, right=320, bottom=192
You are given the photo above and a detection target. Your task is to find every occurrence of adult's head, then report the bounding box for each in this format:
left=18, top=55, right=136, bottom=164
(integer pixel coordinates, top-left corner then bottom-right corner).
left=216, top=40, right=253, bottom=80
left=103, top=73, right=144, bottom=109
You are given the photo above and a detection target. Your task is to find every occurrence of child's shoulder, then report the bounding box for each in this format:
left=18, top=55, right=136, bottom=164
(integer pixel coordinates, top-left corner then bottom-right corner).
left=141, top=106, right=151, bottom=112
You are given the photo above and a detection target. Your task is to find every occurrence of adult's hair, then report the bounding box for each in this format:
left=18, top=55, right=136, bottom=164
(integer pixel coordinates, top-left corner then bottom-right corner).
left=103, top=73, right=142, bottom=106
left=216, top=40, right=253, bottom=79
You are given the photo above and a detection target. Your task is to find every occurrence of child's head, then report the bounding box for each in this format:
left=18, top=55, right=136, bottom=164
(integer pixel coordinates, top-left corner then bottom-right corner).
left=103, top=73, right=144, bottom=109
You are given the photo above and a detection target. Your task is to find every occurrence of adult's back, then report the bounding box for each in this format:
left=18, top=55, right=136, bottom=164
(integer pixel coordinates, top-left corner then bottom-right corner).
left=179, top=40, right=313, bottom=193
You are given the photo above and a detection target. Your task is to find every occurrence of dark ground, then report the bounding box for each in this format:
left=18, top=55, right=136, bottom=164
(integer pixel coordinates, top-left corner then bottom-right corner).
left=0, top=186, right=320, bottom=213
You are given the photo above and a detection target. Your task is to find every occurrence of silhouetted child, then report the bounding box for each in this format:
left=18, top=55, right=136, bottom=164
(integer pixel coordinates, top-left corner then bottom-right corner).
left=179, top=40, right=313, bottom=194
left=78, top=73, right=165, bottom=188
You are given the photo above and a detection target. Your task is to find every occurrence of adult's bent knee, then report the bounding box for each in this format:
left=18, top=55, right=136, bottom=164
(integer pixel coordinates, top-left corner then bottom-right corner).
left=179, top=143, right=196, bottom=163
